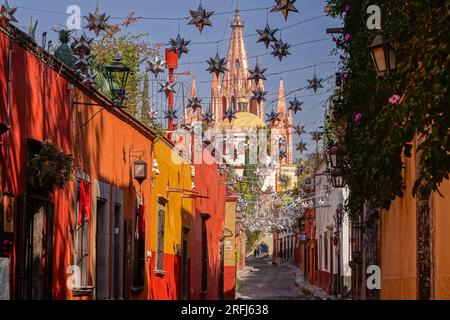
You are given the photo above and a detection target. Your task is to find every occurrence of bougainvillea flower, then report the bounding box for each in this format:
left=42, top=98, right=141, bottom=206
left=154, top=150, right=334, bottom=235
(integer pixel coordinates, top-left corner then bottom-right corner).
left=354, top=112, right=362, bottom=122
left=389, top=94, right=401, bottom=105
left=344, top=33, right=351, bottom=41
left=344, top=4, right=351, bottom=13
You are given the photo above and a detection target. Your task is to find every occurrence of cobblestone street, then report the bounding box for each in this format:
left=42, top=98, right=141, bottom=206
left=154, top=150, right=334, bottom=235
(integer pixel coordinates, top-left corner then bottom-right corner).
left=236, top=257, right=321, bottom=300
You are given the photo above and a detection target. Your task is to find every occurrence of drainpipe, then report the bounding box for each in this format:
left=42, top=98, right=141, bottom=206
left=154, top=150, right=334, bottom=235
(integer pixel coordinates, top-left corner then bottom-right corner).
left=4, top=39, right=13, bottom=193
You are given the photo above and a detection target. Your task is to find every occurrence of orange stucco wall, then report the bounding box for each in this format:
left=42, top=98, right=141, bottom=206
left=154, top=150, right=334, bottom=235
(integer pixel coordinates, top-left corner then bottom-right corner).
left=71, top=89, right=154, bottom=300
left=381, top=140, right=450, bottom=300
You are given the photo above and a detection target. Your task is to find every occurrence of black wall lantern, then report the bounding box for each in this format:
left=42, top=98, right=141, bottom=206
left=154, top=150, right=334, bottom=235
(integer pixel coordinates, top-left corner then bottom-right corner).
left=133, top=159, right=148, bottom=185
left=331, top=168, right=345, bottom=188
left=369, top=33, right=396, bottom=77
left=327, top=142, right=346, bottom=170
left=104, top=55, right=131, bottom=108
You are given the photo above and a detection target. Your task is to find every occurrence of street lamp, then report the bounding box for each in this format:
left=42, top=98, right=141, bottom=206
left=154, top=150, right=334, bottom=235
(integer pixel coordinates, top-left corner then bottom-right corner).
left=369, top=33, right=396, bottom=77
left=104, top=55, right=131, bottom=107
left=331, top=168, right=345, bottom=188
left=327, top=142, right=346, bottom=170
left=133, top=159, right=148, bottom=185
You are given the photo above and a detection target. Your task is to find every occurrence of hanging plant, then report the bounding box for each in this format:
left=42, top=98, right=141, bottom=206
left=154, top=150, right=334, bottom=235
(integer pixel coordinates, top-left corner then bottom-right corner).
left=26, top=140, right=74, bottom=196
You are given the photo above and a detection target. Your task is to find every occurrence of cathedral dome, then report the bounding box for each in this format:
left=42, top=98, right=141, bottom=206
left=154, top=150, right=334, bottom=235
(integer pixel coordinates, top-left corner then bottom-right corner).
left=218, top=112, right=266, bottom=131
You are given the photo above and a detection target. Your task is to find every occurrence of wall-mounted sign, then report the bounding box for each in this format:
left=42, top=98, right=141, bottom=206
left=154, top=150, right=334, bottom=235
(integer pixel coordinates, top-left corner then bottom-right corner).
left=223, top=228, right=233, bottom=238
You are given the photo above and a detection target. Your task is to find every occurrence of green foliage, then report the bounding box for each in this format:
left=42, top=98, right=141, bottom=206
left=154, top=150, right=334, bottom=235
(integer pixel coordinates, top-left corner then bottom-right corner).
left=91, top=21, right=158, bottom=118
left=26, top=140, right=74, bottom=196
left=326, top=0, right=450, bottom=219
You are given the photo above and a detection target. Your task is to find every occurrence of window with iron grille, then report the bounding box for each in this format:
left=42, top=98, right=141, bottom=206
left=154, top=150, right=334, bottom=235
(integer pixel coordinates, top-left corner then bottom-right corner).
left=156, top=198, right=167, bottom=273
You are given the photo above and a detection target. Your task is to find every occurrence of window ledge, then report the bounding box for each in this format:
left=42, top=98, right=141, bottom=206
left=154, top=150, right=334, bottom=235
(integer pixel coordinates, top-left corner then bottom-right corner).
left=72, top=286, right=94, bottom=297
left=155, top=270, right=166, bottom=277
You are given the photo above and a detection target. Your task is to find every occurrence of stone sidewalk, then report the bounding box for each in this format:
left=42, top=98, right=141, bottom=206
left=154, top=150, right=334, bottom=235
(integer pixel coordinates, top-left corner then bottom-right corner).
left=285, top=263, right=338, bottom=300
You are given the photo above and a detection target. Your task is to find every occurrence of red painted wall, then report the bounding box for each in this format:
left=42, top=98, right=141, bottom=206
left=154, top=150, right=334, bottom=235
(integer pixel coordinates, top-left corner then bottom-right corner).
left=190, top=149, right=226, bottom=300
left=0, top=29, right=72, bottom=299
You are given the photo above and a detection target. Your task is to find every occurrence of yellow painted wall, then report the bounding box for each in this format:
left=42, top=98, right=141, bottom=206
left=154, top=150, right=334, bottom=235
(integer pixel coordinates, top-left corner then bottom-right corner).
left=224, top=201, right=236, bottom=267
left=149, top=139, right=192, bottom=256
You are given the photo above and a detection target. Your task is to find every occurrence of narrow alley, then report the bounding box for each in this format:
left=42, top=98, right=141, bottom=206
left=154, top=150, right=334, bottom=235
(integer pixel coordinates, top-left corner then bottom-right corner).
left=236, top=257, right=330, bottom=300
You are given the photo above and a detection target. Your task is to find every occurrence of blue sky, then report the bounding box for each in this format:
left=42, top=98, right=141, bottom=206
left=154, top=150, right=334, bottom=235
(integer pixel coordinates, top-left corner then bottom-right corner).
left=10, top=0, right=340, bottom=161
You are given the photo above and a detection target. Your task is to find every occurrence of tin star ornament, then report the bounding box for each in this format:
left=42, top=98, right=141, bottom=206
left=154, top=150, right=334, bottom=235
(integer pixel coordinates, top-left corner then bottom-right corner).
left=0, top=0, right=17, bottom=25
left=187, top=96, right=203, bottom=112
left=188, top=4, right=213, bottom=33
left=164, top=109, right=178, bottom=120
left=84, top=6, right=110, bottom=36
left=271, top=38, right=291, bottom=61
left=72, top=33, right=93, bottom=56
left=307, top=73, right=324, bottom=93
left=256, top=23, right=278, bottom=49
left=158, top=78, right=176, bottom=97
left=310, top=130, right=323, bottom=142
left=206, top=52, right=227, bottom=77
left=202, top=110, right=215, bottom=124
left=266, top=110, right=281, bottom=124
left=148, top=54, right=166, bottom=77
left=296, top=141, right=308, bottom=154
left=252, top=89, right=268, bottom=104
left=271, top=0, right=299, bottom=22
left=147, top=107, right=158, bottom=123
left=288, top=97, right=303, bottom=114
left=293, top=124, right=306, bottom=136
left=169, top=33, right=191, bottom=58
left=248, top=62, right=267, bottom=86
left=224, top=108, right=237, bottom=122
left=80, top=69, right=97, bottom=87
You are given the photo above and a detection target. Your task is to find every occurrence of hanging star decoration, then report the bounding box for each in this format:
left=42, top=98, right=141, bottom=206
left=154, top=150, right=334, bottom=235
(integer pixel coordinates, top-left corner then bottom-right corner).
left=80, top=69, right=97, bottom=87
left=164, top=109, right=178, bottom=120
left=187, top=96, right=203, bottom=113
left=288, top=97, right=303, bottom=114
left=158, top=78, right=176, bottom=97
left=296, top=141, right=308, bottom=154
left=0, top=0, right=17, bottom=25
left=295, top=165, right=304, bottom=177
left=252, top=89, right=268, bottom=104
left=265, top=110, right=281, bottom=124
left=147, top=107, right=158, bottom=123
left=279, top=149, right=287, bottom=160
left=224, top=108, right=237, bottom=122
left=84, top=6, right=110, bottom=37
left=73, top=54, right=92, bottom=73
left=202, top=110, right=215, bottom=124
left=187, top=4, right=213, bottom=33
left=293, top=124, right=306, bottom=136
left=256, top=23, right=278, bottom=49
left=271, top=0, right=299, bottom=21
left=72, top=33, right=93, bottom=56
left=169, top=33, right=191, bottom=58
left=248, top=62, right=267, bottom=86
left=206, top=52, right=227, bottom=77
left=307, top=73, right=324, bottom=93
left=271, top=38, right=291, bottom=61
left=148, top=54, right=166, bottom=78
left=310, top=130, right=323, bottom=142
